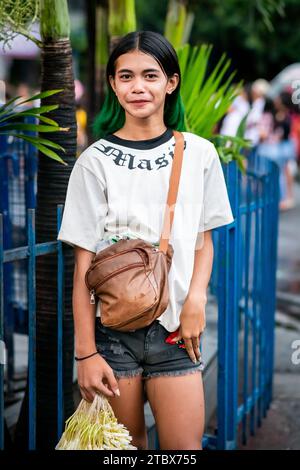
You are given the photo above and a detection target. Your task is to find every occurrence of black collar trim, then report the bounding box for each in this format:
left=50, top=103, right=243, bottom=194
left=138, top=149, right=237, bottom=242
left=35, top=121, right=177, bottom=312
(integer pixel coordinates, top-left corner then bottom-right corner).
left=102, top=128, right=174, bottom=150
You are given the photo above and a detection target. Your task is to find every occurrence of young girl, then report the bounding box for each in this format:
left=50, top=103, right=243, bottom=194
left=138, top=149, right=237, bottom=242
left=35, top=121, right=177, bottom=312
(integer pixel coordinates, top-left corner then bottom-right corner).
left=57, top=31, right=234, bottom=450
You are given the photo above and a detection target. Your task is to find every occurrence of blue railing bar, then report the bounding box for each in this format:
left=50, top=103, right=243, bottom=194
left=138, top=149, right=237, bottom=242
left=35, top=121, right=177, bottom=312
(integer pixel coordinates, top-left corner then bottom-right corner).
left=242, top=305, right=254, bottom=319
left=239, top=306, right=262, bottom=329
left=269, top=167, right=276, bottom=409
left=3, top=241, right=58, bottom=263
left=239, top=284, right=266, bottom=300
left=216, top=218, right=230, bottom=448
left=217, top=161, right=239, bottom=450
left=27, top=208, right=36, bottom=449
left=224, top=440, right=237, bottom=450
left=263, top=173, right=271, bottom=420
left=257, top=178, right=264, bottom=429
left=217, top=232, right=231, bottom=449
left=250, top=177, right=260, bottom=436
left=258, top=175, right=268, bottom=426
left=0, top=214, right=4, bottom=450
left=236, top=169, right=243, bottom=316
left=202, top=434, right=217, bottom=449
left=243, top=169, right=268, bottom=179
left=238, top=198, right=273, bottom=215
left=227, top=161, right=239, bottom=450
left=242, top=175, right=252, bottom=445
left=263, top=173, right=271, bottom=417
left=57, top=204, right=64, bottom=440
left=237, top=387, right=261, bottom=422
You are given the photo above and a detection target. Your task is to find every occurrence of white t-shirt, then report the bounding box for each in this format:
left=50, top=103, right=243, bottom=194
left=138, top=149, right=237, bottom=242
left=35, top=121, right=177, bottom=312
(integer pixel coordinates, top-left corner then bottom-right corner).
left=57, top=128, right=234, bottom=332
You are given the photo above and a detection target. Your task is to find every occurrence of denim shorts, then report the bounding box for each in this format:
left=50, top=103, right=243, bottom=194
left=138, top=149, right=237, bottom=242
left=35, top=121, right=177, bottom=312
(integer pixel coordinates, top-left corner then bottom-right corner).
left=95, top=318, right=205, bottom=380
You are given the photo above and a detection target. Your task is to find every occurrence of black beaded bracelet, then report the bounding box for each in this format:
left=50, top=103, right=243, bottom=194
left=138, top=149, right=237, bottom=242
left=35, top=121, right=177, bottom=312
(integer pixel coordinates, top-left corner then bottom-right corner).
left=74, top=351, right=99, bottom=361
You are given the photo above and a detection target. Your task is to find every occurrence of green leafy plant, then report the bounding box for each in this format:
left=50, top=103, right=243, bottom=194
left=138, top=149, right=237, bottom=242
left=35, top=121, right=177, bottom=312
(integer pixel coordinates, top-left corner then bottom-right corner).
left=178, top=43, right=250, bottom=172
left=0, top=0, right=41, bottom=47
left=0, top=89, right=68, bottom=165
left=213, top=115, right=252, bottom=173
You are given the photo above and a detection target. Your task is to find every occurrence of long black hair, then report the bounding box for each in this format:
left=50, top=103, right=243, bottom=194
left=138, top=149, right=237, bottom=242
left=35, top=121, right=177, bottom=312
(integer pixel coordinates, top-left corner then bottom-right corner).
left=93, top=30, right=186, bottom=138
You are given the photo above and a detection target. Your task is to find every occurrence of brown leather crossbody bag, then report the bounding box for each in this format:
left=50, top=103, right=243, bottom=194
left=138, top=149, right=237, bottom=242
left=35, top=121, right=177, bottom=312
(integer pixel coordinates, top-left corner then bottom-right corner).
left=84, top=130, right=184, bottom=332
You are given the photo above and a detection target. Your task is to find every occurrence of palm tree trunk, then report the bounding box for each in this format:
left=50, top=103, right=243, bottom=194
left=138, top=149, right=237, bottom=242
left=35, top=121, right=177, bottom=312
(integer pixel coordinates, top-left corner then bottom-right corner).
left=36, top=40, right=76, bottom=450
left=14, top=2, right=77, bottom=450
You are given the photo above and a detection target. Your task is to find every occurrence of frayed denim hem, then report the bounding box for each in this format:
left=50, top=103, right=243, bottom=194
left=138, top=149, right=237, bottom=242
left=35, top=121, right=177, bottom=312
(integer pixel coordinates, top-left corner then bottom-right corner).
left=143, top=363, right=205, bottom=380
left=113, top=367, right=144, bottom=379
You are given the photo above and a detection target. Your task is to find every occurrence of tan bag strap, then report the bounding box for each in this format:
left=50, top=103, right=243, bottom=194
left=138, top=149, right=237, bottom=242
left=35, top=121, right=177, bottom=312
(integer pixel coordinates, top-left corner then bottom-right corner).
left=159, top=130, right=184, bottom=253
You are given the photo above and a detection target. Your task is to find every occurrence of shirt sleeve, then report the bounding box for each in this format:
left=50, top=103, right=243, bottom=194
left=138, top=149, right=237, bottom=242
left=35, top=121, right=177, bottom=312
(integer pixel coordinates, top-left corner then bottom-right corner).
left=57, top=163, right=108, bottom=253
left=198, top=144, right=234, bottom=232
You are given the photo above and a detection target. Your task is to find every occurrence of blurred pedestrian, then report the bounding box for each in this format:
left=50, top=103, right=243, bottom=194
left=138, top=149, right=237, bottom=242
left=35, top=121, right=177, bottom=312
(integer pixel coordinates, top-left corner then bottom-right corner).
left=220, top=86, right=250, bottom=137
left=245, top=79, right=270, bottom=147
left=257, top=91, right=297, bottom=209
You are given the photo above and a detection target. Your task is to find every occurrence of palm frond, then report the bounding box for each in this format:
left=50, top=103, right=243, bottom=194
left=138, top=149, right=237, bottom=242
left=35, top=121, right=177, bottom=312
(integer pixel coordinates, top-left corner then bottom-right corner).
left=177, top=43, right=248, bottom=167
left=0, top=89, right=68, bottom=164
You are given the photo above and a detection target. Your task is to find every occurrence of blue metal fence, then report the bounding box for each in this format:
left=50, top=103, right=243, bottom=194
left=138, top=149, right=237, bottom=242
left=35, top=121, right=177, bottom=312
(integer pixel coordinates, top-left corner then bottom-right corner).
left=0, top=154, right=279, bottom=450
left=0, top=206, right=65, bottom=449
left=208, top=154, right=279, bottom=449
left=0, top=126, right=37, bottom=396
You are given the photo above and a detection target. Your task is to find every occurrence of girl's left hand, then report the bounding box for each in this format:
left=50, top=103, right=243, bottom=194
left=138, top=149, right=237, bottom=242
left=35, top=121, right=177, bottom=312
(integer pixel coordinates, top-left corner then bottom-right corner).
left=171, top=295, right=206, bottom=364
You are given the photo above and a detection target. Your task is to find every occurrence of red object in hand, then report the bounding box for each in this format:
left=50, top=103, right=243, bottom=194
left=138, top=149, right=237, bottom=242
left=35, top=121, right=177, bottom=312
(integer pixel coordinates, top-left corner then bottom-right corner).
left=165, top=329, right=186, bottom=349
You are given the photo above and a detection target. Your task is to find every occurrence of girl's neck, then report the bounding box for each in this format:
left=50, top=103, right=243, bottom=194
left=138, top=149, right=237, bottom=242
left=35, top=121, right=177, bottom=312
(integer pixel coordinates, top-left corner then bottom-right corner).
left=114, top=123, right=168, bottom=141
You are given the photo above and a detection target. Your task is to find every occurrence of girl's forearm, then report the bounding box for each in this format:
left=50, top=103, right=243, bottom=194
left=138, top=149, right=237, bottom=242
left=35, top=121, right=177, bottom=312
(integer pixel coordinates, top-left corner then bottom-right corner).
left=187, top=230, right=214, bottom=302
left=73, top=258, right=97, bottom=357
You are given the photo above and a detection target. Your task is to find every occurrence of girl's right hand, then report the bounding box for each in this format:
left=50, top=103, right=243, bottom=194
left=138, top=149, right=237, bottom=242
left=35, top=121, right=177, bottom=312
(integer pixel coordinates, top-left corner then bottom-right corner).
left=77, top=354, right=120, bottom=402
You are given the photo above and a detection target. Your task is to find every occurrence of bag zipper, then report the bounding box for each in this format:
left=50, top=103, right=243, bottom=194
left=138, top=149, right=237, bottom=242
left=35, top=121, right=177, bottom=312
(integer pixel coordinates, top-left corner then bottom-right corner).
left=85, top=246, right=151, bottom=291
left=89, top=289, right=96, bottom=304
left=87, top=247, right=148, bottom=275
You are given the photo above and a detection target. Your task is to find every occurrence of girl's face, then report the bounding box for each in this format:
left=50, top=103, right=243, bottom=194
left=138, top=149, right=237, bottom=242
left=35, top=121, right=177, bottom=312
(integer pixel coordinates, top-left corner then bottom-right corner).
left=109, top=50, right=179, bottom=120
